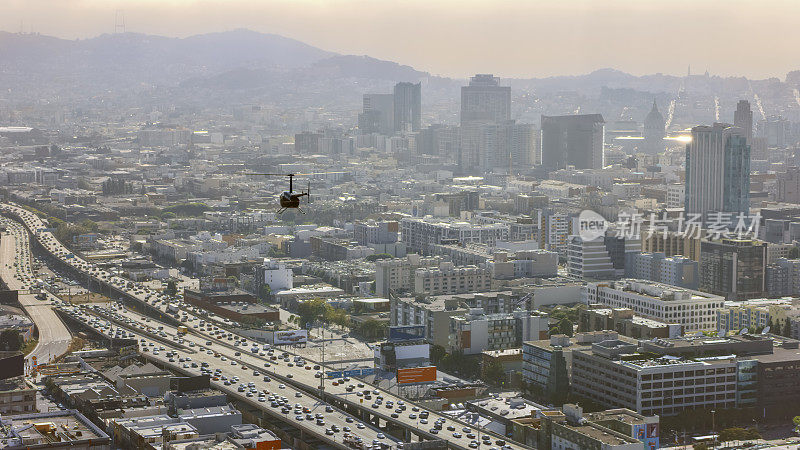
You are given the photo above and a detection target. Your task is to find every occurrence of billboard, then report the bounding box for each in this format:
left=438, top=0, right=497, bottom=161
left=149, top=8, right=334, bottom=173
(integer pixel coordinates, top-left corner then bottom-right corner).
left=273, top=330, right=308, bottom=345
left=397, top=366, right=437, bottom=384
left=389, top=325, right=425, bottom=342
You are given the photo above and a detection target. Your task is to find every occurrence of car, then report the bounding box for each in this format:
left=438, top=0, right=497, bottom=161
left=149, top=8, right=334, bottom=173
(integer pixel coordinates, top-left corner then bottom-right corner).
left=356, top=423, right=365, bottom=429
left=409, top=413, right=417, bottom=419
left=469, top=442, right=478, bottom=448
left=391, top=413, right=399, bottom=418
left=286, top=373, right=293, bottom=378
left=453, top=432, right=462, bottom=438
left=326, top=405, right=334, bottom=412
left=462, top=427, right=471, bottom=433
left=295, top=392, right=302, bottom=398
left=263, top=376, right=271, bottom=382
left=376, top=433, right=385, bottom=439
left=447, top=425, right=456, bottom=431
left=325, top=429, right=334, bottom=435
left=420, top=418, right=428, bottom=424
left=467, top=433, right=476, bottom=439
left=345, top=417, right=354, bottom=423
left=430, top=428, right=439, bottom=434
left=278, top=384, right=286, bottom=389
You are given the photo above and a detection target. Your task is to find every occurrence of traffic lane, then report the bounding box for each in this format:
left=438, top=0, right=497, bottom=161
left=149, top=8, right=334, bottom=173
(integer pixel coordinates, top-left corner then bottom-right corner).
left=115, top=307, right=509, bottom=450
left=77, top=308, right=400, bottom=448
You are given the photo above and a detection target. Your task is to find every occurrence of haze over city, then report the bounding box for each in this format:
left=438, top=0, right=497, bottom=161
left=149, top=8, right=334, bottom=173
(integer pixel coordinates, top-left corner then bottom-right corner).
left=3, top=0, right=800, bottom=78
left=4, top=2, right=800, bottom=450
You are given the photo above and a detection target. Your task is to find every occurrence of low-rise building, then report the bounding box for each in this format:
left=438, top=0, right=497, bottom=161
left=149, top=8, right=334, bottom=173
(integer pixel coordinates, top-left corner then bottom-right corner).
left=0, top=410, right=111, bottom=450
left=578, top=307, right=682, bottom=339
left=413, top=262, right=492, bottom=296
left=585, top=279, right=724, bottom=332
left=449, top=309, right=549, bottom=355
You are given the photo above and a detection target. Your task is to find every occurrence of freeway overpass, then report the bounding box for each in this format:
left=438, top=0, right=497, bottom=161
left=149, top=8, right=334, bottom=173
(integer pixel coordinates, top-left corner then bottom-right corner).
left=0, top=202, right=528, bottom=450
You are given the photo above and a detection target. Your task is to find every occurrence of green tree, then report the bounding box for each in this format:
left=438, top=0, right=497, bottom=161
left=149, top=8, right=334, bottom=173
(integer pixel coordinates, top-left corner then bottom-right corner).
left=355, top=319, right=387, bottom=340
left=365, top=253, right=393, bottom=262
left=483, top=360, right=506, bottom=387
left=783, top=319, right=792, bottom=338
left=164, top=280, right=178, bottom=297
left=789, top=246, right=800, bottom=259
left=549, top=318, right=574, bottom=337
left=430, top=344, right=447, bottom=365
left=0, top=330, right=23, bottom=352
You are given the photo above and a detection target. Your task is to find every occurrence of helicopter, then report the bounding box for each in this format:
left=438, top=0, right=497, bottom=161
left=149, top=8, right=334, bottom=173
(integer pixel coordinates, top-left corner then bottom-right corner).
left=243, top=173, right=311, bottom=213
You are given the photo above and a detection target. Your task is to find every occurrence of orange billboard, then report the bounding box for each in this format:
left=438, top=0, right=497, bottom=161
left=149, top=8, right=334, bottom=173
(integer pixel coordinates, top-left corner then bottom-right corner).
left=397, top=366, right=437, bottom=384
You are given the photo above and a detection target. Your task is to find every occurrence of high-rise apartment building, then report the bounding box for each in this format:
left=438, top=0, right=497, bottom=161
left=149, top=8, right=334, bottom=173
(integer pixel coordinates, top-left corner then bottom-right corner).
left=733, top=100, right=753, bottom=145
left=393, top=82, right=421, bottom=133
left=460, top=74, right=511, bottom=125
left=540, top=114, right=605, bottom=170
left=360, top=93, right=394, bottom=135
left=684, top=123, right=750, bottom=217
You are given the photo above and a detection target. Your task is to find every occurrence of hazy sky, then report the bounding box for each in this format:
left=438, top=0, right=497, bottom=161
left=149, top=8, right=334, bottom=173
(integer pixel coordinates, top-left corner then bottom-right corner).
left=3, top=0, right=799, bottom=79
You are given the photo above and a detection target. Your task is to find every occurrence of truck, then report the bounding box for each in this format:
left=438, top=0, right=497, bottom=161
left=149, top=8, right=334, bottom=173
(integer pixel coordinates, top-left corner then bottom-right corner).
left=177, top=326, right=188, bottom=335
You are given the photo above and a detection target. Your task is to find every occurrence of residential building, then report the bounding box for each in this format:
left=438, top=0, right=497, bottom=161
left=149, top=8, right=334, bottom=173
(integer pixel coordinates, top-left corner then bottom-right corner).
left=256, top=258, right=293, bottom=293
left=776, top=166, right=800, bottom=204
left=715, top=297, right=798, bottom=336
left=585, top=279, right=724, bottom=332
left=309, top=236, right=375, bottom=261
left=541, top=114, right=605, bottom=170
left=449, top=309, right=550, bottom=354
left=578, top=307, right=682, bottom=339
left=628, top=252, right=699, bottom=289
left=374, top=254, right=444, bottom=296
left=684, top=123, right=750, bottom=217
left=666, top=184, right=685, bottom=209
left=400, top=217, right=509, bottom=254
left=733, top=100, right=753, bottom=145
left=393, top=82, right=421, bottom=133
left=699, top=239, right=767, bottom=300
left=641, top=228, right=705, bottom=262
left=391, top=295, right=469, bottom=347
left=413, top=262, right=492, bottom=296
left=460, top=74, right=511, bottom=125
left=766, top=258, right=800, bottom=297
left=567, top=231, right=639, bottom=280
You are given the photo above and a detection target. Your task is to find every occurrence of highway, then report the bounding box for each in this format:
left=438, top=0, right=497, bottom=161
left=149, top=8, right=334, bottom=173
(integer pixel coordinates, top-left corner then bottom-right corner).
left=59, top=302, right=399, bottom=449
left=0, top=202, right=527, bottom=450
left=0, top=217, right=71, bottom=366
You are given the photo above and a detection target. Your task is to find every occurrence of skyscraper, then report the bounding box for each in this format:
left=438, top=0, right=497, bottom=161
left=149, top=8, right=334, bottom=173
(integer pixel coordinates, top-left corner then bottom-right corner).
left=642, top=99, right=665, bottom=154
left=360, top=93, right=394, bottom=135
left=460, top=74, right=511, bottom=125
left=684, top=123, right=750, bottom=216
left=393, top=82, right=421, bottom=133
left=733, top=100, right=753, bottom=145
left=540, top=114, right=605, bottom=170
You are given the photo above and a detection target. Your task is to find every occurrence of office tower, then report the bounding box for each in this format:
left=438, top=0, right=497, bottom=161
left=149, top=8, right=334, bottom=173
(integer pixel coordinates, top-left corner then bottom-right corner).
left=393, top=82, right=421, bottom=133
left=460, top=74, right=511, bottom=125
left=733, top=100, right=753, bottom=145
left=757, top=115, right=790, bottom=148
left=641, top=100, right=665, bottom=154
left=684, top=123, right=750, bottom=216
left=540, top=114, right=605, bottom=170
left=700, top=239, right=767, bottom=300
left=361, top=93, right=394, bottom=135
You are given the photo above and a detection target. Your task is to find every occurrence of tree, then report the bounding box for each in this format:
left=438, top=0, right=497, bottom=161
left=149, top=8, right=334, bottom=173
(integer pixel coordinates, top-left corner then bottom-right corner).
left=483, top=360, right=506, bottom=387
left=790, top=246, right=800, bottom=259
left=0, top=330, right=23, bottom=352
left=783, top=319, right=792, bottom=338
left=549, top=318, right=574, bottom=337
left=355, top=319, right=387, bottom=340
left=430, top=344, right=447, bottom=365
left=365, top=253, right=393, bottom=262
left=793, top=415, right=800, bottom=433
left=164, top=280, right=178, bottom=297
